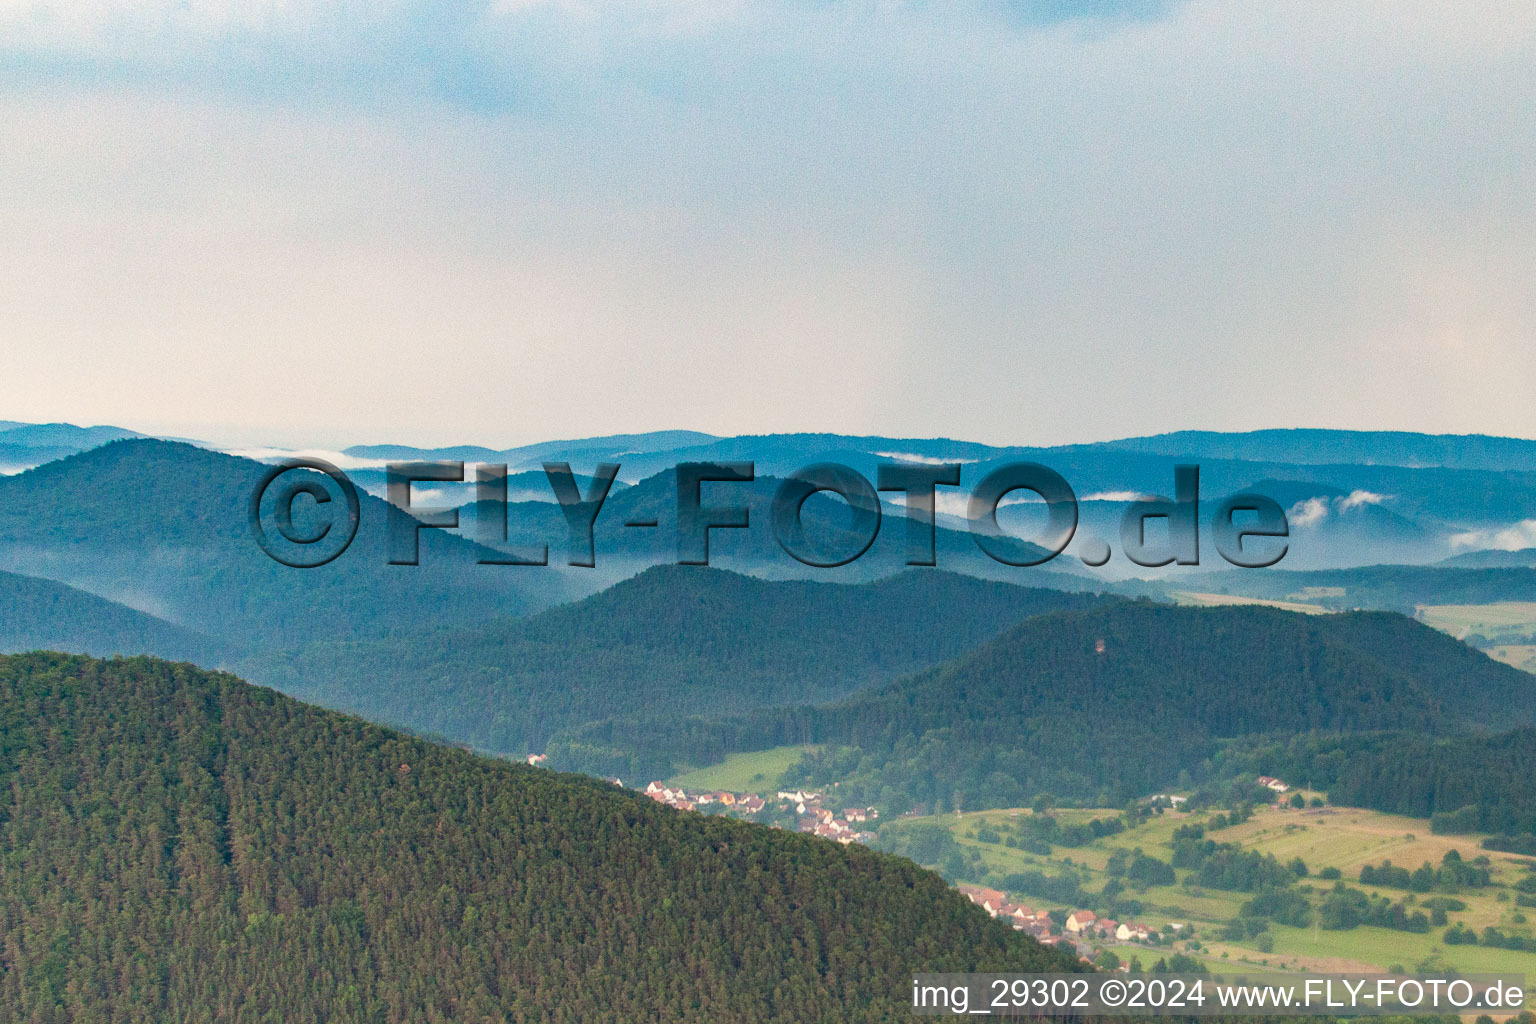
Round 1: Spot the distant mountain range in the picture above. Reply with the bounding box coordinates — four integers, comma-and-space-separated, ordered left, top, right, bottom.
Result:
1080, 428, 1536, 472
8, 419, 1536, 571
343, 426, 1536, 475
0, 440, 585, 650
323, 426, 1536, 571
0, 651, 1072, 1020
343, 429, 720, 465
0, 420, 144, 472
1439, 547, 1536, 568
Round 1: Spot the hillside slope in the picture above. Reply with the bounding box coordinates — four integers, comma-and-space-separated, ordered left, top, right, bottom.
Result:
0, 569, 221, 663
0, 439, 580, 649
251, 565, 1114, 753
0, 652, 1074, 1022
568, 602, 1536, 809
792, 603, 1536, 809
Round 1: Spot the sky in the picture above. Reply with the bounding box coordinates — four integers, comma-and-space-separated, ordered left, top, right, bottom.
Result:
1, 0, 1533, 449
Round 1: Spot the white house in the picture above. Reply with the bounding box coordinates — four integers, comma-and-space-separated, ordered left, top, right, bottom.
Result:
1116, 923, 1153, 942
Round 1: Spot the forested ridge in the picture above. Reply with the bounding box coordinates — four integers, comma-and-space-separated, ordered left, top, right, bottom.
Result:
551, 602, 1536, 810
0, 440, 568, 649
0, 652, 1080, 1023
252, 565, 1113, 753
1236, 728, 1536, 838
0, 568, 222, 664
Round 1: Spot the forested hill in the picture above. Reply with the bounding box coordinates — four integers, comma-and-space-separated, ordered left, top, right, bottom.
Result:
0, 568, 222, 664
249, 565, 1115, 754
1306, 609, 1536, 725
0, 652, 1076, 1023
0, 439, 580, 650
554, 602, 1536, 807
795, 603, 1536, 809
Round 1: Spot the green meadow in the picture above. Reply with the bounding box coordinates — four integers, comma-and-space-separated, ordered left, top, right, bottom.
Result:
884, 801, 1536, 975
1417, 603, 1536, 672
666, 745, 816, 792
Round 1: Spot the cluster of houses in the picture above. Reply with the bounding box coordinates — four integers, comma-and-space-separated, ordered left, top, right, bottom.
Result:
643, 781, 767, 815
957, 886, 1158, 955
636, 783, 879, 845
776, 790, 878, 844
1256, 775, 1291, 793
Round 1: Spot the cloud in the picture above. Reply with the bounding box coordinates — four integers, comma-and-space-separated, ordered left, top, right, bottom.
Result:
1449, 519, 1536, 552
1338, 489, 1391, 511
0, 2, 1534, 446
1082, 490, 1152, 502
871, 451, 980, 466
889, 489, 1043, 522
1289, 496, 1331, 528
1289, 490, 1395, 527
218, 446, 396, 470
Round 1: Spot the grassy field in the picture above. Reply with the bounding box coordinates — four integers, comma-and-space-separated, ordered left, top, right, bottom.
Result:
1486, 644, 1536, 672
886, 802, 1536, 975
1416, 602, 1536, 672
1416, 601, 1536, 639
665, 745, 813, 792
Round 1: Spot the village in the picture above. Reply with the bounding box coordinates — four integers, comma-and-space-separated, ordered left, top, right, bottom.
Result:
954, 884, 1174, 963
640, 781, 880, 845
526, 751, 1296, 969
524, 754, 882, 843
640, 775, 1206, 970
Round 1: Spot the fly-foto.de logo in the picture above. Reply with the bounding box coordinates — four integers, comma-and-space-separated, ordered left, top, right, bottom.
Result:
249, 459, 1289, 571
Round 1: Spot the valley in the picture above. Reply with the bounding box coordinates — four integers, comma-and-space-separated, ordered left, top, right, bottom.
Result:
4, 423, 1536, 1018
883, 801, 1536, 976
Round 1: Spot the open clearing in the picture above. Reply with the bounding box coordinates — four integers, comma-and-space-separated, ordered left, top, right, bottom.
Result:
1417, 602, 1536, 641
1485, 644, 1536, 672
666, 745, 813, 792
1417, 603, 1536, 673
886, 802, 1536, 975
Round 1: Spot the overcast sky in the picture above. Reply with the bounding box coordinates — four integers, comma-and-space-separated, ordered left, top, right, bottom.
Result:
1, 0, 1532, 448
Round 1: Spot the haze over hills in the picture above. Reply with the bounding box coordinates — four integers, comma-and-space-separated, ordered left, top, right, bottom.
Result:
0, 420, 145, 472
11, 420, 1536, 574
0, 439, 583, 650
1081, 428, 1536, 472
0, 651, 1076, 1021
247, 565, 1114, 754
271, 426, 1536, 570
552, 601, 1536, 806
1440, 547, 1536, 568
2, 425, 1533, 771
454, 466, 1082, 587
0, 568, 222, 664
